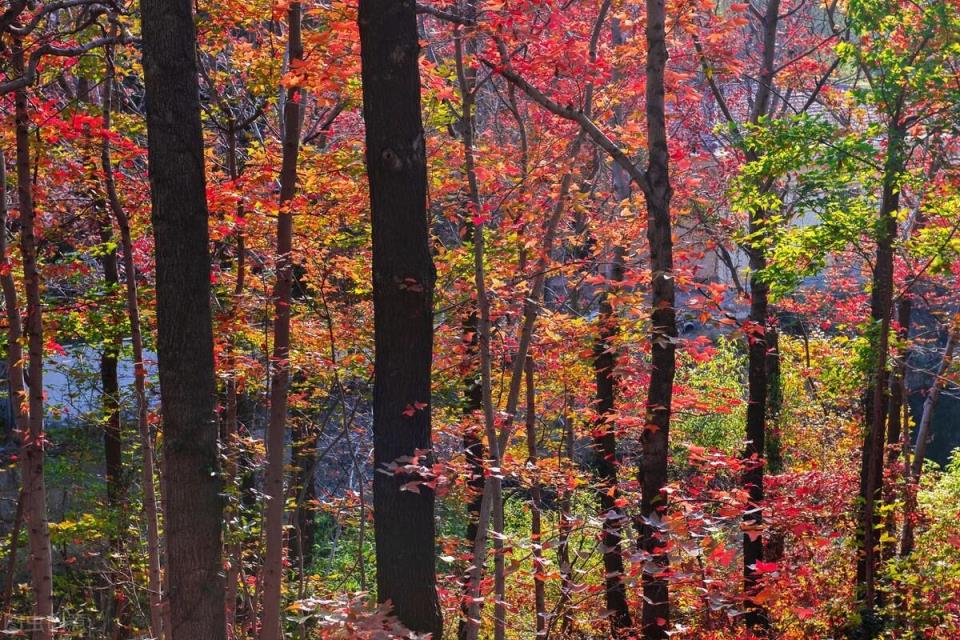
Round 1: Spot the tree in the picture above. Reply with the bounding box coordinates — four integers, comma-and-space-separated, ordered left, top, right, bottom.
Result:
358, 0, 442, 634
12, 39, 55, 640
139, 0, 224, 637
261, 3, 304, 638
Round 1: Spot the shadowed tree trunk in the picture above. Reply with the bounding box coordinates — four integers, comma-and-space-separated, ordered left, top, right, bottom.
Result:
639, 0, 676, 636
140, 0, 225, 636
857, 121, 904, 627
593, 14, 632, 633
740, 0, 778, 629
12, 40, 55, 640
261, 4, 304, 638
97, 214, 126, 636
358, 0, 442, 634
593, 244, 631, 633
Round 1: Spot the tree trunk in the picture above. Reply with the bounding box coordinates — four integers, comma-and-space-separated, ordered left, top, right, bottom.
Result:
556, 408, 576, 638
13, 41, 55, 640
595, 15, 632, 633
261, 4, 304, 638
639, 0, 676, 636
594, 246, 631, 633
358, 0, 442, 634
857, 121, 904, 627
741, 0, 779, 628
140, 0, 225, 635
900, 314, 958, 556
882, 297, 912, 560
97, 215, 126, 636
452, 9, 492, 635
743, 255, 769, 629
101, 56, 166, 639
0, 155, 35, 635
524, 357, 547, 638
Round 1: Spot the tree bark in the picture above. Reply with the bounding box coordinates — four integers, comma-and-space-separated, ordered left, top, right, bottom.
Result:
97, 214, 126, 636
593, 245, 631, 633
857, 121, 904, 624
358, 0, 442, 634
140, 0, 225, 635
261, 4, 304, 638
12, 41, 55, 640
741, 0, 779, 628
639, 0, 676, 636
594, 15, 632, 633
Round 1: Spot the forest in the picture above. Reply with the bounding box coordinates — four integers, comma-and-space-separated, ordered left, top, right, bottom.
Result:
0, 0, 959, 638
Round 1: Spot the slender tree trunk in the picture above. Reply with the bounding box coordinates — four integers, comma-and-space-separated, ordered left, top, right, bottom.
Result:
101, 52, 166, 640
452, 10, 491, 635
639, 0, 676, 636
0, 154, 33, 634
463, 152, 582, 640
900, 314, 958, 556
0, 490, 24, 630
524, 357, 547, 638
594, 246, 631, 633
261, 5, 304, 638
594, 16, 632, 633
222, 122, 245, 640
765, 326, 783, 474
882, 298, 912, 560
12, 42, 55, 640
557, 409, 576, 638
741, 1, 779, 628
358, 0, 442, 634
857, 121, 904, 625
97, 214, 126, 636
140, 0, 225, 635
743, 254, 769, 629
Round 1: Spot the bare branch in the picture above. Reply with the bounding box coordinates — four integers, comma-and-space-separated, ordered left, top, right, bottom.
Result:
0, 34, 132, 96
481, 59, 651, 196
415, 2, 474, 25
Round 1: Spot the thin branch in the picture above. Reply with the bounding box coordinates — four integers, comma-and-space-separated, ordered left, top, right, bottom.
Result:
415, 2, 474, 25
0, 34, 132, 96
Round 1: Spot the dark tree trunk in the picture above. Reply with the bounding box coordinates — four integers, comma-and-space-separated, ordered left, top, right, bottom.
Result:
886, 298, 912, 466
97, 215, 127, 636
740, 1, 779, 628
743, 255, 769, 629
640, 0, 676, 636
857, 121, 904, 627
594, 246, 631, 633
98, 223, 124, 515
358, 0, 441, 634
765, 327, 783, 474
901, 315, 959, 557
595, 15, 632, 633
139, 0, 225, 636
882, 298, 912, 561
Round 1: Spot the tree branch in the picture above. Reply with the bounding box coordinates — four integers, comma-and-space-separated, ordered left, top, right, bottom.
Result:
0, 34, 132, 96
415, 2, 474, 25
482, 59, 652, 196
